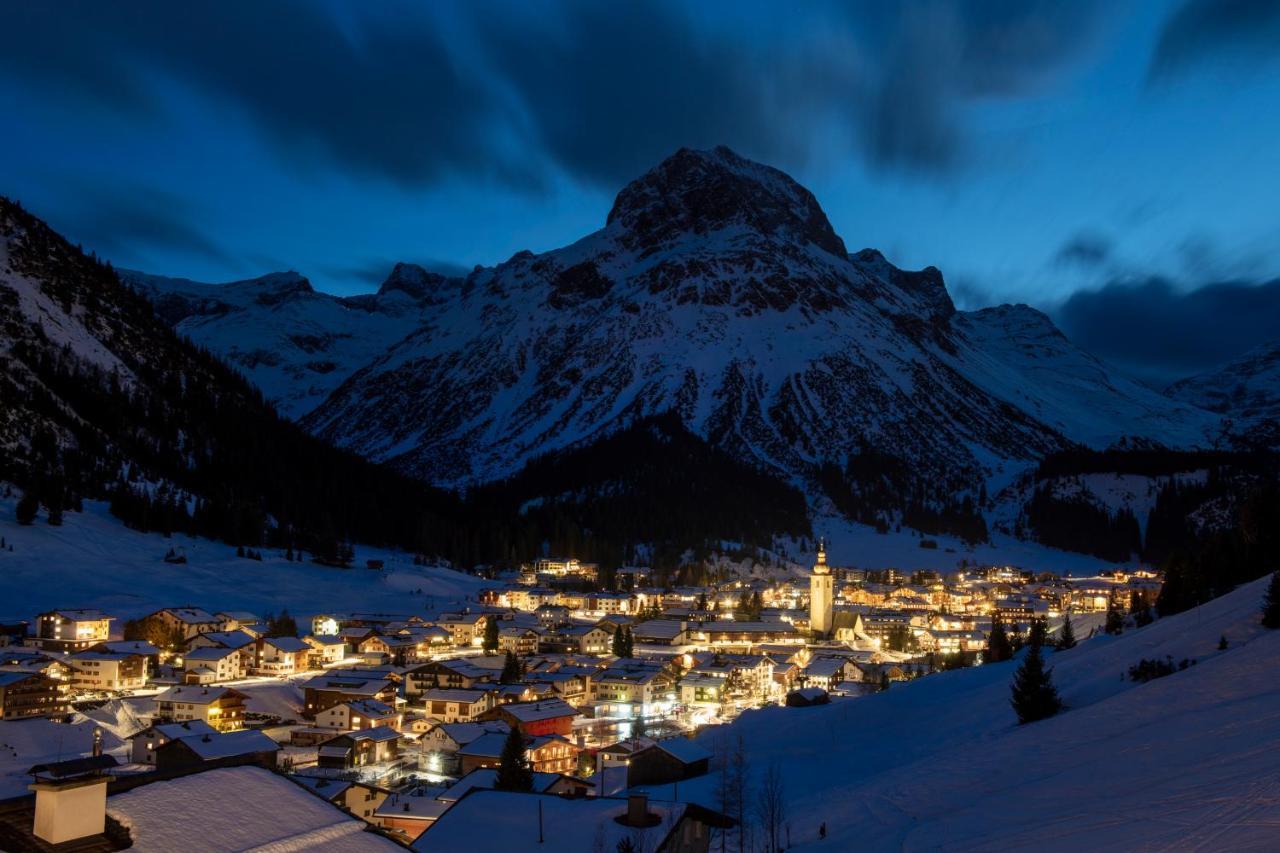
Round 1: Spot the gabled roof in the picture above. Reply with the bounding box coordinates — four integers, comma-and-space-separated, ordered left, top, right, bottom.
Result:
422, 687, 490, 703
263, 635, 311, 653
161, 607, 221, 624
154, 685, 243, 705
129, 720, 218, 741
167, 729, 279, 760
189, 630, 256, 649
185, 646, 241, 661
492, 698, 577, 722
44, 609, 113, 621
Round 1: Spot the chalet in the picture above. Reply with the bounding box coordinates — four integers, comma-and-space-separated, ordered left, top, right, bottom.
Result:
317, 726, 402, 770
154, 729, 280, 772
371, 787, 450, 842
786, 686, 831, 707
253, 635, 312, 676
275, 632, 328, 661
678, 673, 724, 709
0, 671, 66, 719
186, 629, 257, 652
413, 790, 733, 853
215, 610, 260, 631
631, 619, 693, 646
339, 625, 379, 652
421, 687, 494, 723
477, 697, 578, 737
690, 620, 801, 647
405, 659, 492, 697
591, 664, 676, 717
435, 613, 490, 647
291, 776, 391, 822
183, 645, 245, 683
316, 699, 403, 732
127, 720, 218, 764
802, 656, 859, 691
67, 651, 147, 692
420, 720, 510, 758
303, 672, 397, 718
624, 738, 712, 787
456, 731, 581, 775
149, 607, 226, 640
534, 604, 571, 627
34, 609, 113, 653
498, 626, 541, 657
524, 671, 589, 706
92, 639, 161, 669
153, 684, 247, 731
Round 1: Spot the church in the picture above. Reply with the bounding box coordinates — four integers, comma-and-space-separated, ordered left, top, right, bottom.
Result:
809, 542, 833, 637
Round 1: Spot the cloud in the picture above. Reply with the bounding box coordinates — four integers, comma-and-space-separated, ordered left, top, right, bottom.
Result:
46, 183, 237, 269
1053, 232, 1113, 268
1054, 276, 1280, 385
1, 1, 1110, 191
1149, 0, 1280, 81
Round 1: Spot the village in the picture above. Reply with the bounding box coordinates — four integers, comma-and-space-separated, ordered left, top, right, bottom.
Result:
0, 545, 1164, 848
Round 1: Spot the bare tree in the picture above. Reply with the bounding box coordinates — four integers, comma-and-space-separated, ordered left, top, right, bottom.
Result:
731, 734, 753, 852
756, 760, 787, 853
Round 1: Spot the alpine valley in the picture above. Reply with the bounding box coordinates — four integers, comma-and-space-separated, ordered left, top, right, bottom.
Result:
5, 147, 1279, 570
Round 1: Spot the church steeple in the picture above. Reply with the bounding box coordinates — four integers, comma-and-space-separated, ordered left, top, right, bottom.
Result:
810, 539, 834, 636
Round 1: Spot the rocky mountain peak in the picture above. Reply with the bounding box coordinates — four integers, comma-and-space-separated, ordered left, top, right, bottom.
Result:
605, 146, 848, 258
376, 262, 453, 301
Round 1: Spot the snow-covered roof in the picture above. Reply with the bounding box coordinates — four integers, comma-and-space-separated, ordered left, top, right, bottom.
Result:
184, 646, 240, 661
170, 730, 279, 760
264, 635, 311, 653
107, 766, 400, 851
493, 698, 577, 722
46, 608, 113, 621
189, 630, 256, 649
436, 768, 568, 803
654, 738, 712, 765
411, 790, 688, 852
162, 607, 221, 624
154, 685, 241, 705
421, 687, 490, 703
130, 720, 218, 741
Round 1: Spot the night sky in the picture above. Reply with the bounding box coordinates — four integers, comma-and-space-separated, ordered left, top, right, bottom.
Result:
3, 1, 1278, 385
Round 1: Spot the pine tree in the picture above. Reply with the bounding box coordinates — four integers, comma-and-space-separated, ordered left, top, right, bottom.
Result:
46, 502, 63, 526
1028, 617, 1048, 649
483, 615, 499, 653
1218, 635, 1229, 650
985, 618, 1013, 663
1057, 613, 1076, 650
611, 625, 626, 657
500, 650, 521, 684
494, 727, 533, 791
1010, 643, 1063, 724
1262, 570, 1280, 630
1105, 607, 1124, 635
15, 491, 38, 525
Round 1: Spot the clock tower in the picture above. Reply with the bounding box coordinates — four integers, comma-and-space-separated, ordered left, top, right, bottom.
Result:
810, 541, 833, 637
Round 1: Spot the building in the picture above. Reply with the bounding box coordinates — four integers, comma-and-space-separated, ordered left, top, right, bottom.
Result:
624, 739, 712, 787
411, 790, 733, 853
183, 645, 246, 683
154, 729, 280, 772
0, 671, 66, 719
149, 607, 226, 640
456, 731, 581, 775
127, 720, 218, 765
253, 635, 312, 676
66, 651, 147, 692
421, 688, 494, 723
477, 698, 578, 737
34, 609, 113, 653
315, 699, 403, 732
153, 685, 247, 731
405, 659, 493, 696
303, 672, 398, 718
317, 726, 402, 770
810, 544, 834, 637
304, 634, 349, 665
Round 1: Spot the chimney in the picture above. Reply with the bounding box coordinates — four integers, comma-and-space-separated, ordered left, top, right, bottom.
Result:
626, 794, 651, 827
92, 728, 102, 758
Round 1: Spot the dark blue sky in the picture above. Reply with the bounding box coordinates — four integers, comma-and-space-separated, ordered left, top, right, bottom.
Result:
2, 0, 1278, 384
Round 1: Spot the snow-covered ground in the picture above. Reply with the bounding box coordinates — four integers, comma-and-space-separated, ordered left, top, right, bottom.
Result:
675, 575, 1280, 850
0, 496, 487, 623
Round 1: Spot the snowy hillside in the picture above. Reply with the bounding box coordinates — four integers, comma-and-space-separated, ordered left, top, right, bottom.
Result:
122, 264, 447, 419
0, 495, 486, 623
294, 147, 1218, 488
679, 575, 1280, 850
1167, 338, 1280, 441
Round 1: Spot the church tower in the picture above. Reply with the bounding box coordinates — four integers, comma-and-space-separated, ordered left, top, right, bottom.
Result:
810, 540, 833, 637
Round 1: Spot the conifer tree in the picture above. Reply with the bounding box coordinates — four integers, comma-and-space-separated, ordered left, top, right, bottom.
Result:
1010, 642, 1063, 724
612, 625, 626, 657
495, 727, 533, 791
1028, 617, 1048, 648
500, 650, 521, 683
985, 617, 1013, 663
1262, 570, 1280, 630
482, 615, 500, 653
15, 491, 38, 525
1105, 607, 1124, 635
1057, 613, 1076, 650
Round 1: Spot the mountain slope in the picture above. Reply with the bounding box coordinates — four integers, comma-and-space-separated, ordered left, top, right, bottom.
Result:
0, 195, 458, 553
1167, 338, 1280, 444
684, 575, 1280, 850
298, 146, 1218, 489
122, 263, 451, 419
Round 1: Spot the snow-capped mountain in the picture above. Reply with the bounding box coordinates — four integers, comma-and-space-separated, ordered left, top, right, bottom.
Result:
292, 146, 1218, 487
121, 263, 455, 419
1166, 339, 1280, 441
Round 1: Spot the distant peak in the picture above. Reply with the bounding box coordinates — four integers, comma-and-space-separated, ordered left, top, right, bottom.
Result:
606, 146, 848, 258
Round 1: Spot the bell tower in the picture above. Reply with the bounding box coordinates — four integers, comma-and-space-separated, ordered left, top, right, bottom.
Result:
810, 540, 833, 637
